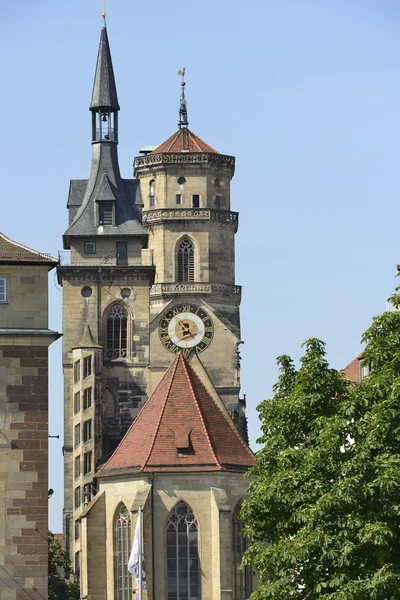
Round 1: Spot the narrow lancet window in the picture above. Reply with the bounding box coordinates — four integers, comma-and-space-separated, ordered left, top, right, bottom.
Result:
166, 502, 199, 600
106, 305, 128, 359
177, 238, 194, 282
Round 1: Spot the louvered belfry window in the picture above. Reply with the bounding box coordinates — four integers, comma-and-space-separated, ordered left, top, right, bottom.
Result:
99, 201, 114, 226
177, 238, 194, 282
106, 305, 128, 359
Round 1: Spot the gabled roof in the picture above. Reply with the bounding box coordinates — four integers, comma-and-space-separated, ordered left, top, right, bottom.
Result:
97, 353, 255, 477
0, 232, 57, 266
150, 128, 217, 154
90, 26, 119, 111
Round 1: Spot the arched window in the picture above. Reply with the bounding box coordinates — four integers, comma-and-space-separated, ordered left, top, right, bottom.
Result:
149, 179, 155, 207
177, 238, 194, 282
116, 505, 132, 600
106, 304, 128, 359
166, 502, 199, 600
232, 504, 252, 600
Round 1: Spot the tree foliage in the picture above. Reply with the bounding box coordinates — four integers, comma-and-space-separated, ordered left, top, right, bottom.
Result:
242, 293, 400, 599
48, 531, 80, 600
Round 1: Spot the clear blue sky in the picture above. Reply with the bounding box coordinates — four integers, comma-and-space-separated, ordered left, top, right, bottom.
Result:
2, 1, 400, 532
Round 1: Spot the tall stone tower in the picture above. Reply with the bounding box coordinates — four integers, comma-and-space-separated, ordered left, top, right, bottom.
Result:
135, 73, 246, 438
58, 21, 248, 580
57, 22, 154, 562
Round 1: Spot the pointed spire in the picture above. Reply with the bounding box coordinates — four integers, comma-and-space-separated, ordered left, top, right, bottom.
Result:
177, 68, 188, 129
90, 26, 120, 111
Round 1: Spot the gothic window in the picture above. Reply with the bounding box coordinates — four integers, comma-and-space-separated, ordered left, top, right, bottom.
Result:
116, 505, 132, 600
232, 504, 252, 600
106, 304, 128, 360
166, 502, 199, 600
177, 238, 195, 282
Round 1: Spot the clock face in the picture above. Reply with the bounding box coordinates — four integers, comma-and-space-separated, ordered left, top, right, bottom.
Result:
159, 304, 214, 356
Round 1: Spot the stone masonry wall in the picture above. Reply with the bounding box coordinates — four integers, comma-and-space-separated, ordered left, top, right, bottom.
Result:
0, 345, 49, 600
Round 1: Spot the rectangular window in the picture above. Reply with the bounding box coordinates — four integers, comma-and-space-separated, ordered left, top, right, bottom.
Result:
176, 193, 182, 205
74, 551, 80, 578
99, 201, 114, 226
75, 520, 80, 541
149, 195, 155, 207
192, 194, 200, 208
74, 455, 80, 479
74, 392, 80, 414
116, 241, 128, 266
74, 424, 80, 447
84, 451, 92, 475
84, 241, 96, 254
83, 419, 92, 443
83, 356, 92, 379
0, 278, 7, 303
215, 195, 222, 207
83, 483, 92, 505
74, 487, 81, 510
361, 365, 370, 379
83, 387, 92, 410
74, 360, 80, 383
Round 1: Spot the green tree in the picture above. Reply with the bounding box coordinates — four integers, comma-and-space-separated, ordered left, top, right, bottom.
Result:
242, 296, 400, 599
48, 531, 80, 600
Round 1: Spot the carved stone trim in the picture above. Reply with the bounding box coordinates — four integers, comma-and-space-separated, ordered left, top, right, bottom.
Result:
57, 266, 155, 284
134, 152, 235, 172
150, 282, 242, 301
143, 208, 238, 231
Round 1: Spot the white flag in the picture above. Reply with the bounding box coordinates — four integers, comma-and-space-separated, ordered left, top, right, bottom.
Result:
128, 508, 148, 600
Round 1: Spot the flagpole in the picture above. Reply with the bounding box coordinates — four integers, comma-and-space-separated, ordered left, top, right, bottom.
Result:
139, 506, 143, 600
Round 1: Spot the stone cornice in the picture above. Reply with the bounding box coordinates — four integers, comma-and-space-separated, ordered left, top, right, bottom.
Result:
143, 208, 238, 231
57, 265, 155, 285
134, 152, 235, 175
150, 282, 241, 303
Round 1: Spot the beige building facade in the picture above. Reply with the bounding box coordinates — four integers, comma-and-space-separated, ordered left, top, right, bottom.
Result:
59, 21, 253, 600
0, 232, 59, 600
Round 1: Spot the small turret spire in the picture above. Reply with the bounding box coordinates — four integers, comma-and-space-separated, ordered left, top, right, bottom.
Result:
90, 24, 119, 143
177, 68, 188, 129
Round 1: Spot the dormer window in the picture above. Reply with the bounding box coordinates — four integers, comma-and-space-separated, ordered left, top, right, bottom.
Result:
99, 202, 114, 226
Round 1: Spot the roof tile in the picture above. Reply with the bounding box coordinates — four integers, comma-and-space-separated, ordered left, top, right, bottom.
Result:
151, 128, 217, 154
97, 353, 255, 477
0, 232, 57, 265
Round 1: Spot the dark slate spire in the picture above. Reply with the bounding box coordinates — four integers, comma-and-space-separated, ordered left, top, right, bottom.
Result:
90, 24, 120, 111
63, 22, 148, 248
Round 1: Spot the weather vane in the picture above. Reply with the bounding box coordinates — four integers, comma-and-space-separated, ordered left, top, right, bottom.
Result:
178, 68, 186, 87
177, 68, 188, 129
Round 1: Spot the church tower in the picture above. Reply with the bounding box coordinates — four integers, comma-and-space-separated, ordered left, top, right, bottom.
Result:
134, 73, 247, 439
58, 20, 251, 594
57, 20, 155, 563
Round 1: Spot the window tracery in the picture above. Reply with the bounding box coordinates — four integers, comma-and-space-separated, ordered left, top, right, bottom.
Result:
166, 502, 199, 600
106, 304, 128, 359
177, 238, 195, 282
116, 505, 132, 600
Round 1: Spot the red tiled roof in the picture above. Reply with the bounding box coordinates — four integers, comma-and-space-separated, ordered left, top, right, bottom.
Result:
151, 128, 217, 154
54, 533, 64, 547
97, 353, 255, 477
0, 232, 57, 265
342, 352, 364, 383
